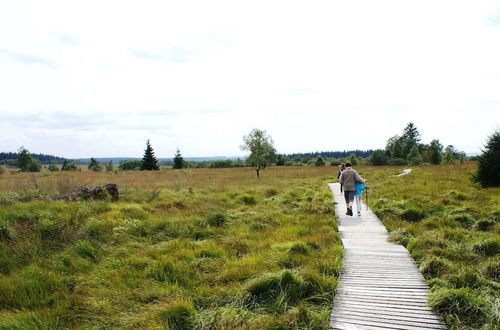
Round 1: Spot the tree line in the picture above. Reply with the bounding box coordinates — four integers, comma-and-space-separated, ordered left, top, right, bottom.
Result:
4, 126, 499, 187
370, 122, 467, 166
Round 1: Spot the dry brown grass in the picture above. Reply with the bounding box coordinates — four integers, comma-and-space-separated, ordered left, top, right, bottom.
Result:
0, 166, 340, 194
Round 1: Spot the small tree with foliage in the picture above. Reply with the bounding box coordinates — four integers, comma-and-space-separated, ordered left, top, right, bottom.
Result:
349, 153, 359, 166
17, 147, 41, 172
48, 164, 59, 172
61, 160, 79, 171
370, 150, 389, 166
27, 159, 41, 172
427, 139, 443, 165
315, 156, 325, 166
141, 139, 160, 170
173, 148, 185, 169
442, 151, 454, 164
119, 160, 142, 170
473, 130, 500, 187
17, 147, 33, 171
241, 129, 276, 178
407, 145, 423, 165
88, 158, 102, 171
105, 161, 114, 172
276, 155, 286, 166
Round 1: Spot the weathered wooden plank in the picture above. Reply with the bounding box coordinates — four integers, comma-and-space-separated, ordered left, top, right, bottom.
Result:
332, 315, 447, 329
334, 309, 446, 325
337, 301, 437, 315
328, 182, 446, 329
338, 288, 429, 296
335, 307, 444, 322
334, 295, 431, 306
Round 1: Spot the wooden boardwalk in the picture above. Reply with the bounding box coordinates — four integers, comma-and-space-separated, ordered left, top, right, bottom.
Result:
328, 183, 446, 330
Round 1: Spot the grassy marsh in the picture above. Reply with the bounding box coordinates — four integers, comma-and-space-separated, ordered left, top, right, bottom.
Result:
362, 163, 499, 329
0, 167, 341, 329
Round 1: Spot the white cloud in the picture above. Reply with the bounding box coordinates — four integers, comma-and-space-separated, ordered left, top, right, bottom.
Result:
0, 0, 499, 157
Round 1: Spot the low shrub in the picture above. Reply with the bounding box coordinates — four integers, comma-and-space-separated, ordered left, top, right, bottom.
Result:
0, 242, 12, 274
245, 270, 335, 310
289, 242, 311, 255
429, 287, 489, 328
445, 267, 483, 289
195, 247, 225, 259
399, 207, 426, 222
240, 195, 257, 205
147, 258, 186, 285
265, 189, 279, 197
206, 213, 227, 227
445, 190, 468, 201
0, 266, 63, 309
246, 270, 305, 306
388, 158, 407, 165
481, 260, 500, 282
473, 239, 500, 256
36, 219, 62, 241
0, 309, 65, 329
0, 221, 11, 240
419, 256, 453, 278
475, 219, 495, 231
157, 300, 195, 330
388, 228, 412, 246
449, 213, 476, 228
74, 240, 97, 262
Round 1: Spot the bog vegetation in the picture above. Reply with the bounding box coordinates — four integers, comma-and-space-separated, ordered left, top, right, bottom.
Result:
364, 163, 499, 329
0, 167, 341, 329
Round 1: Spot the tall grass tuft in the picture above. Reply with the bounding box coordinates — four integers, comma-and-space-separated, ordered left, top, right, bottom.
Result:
157, 300, 195, 330
74, 240, 98, 262
429, 287, 490, 328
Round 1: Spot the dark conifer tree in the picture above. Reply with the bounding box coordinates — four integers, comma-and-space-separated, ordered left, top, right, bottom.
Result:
401, 122, 421, 156
473, 130, 500, 187
173, 148, 185, 169
141, 139, 160, 170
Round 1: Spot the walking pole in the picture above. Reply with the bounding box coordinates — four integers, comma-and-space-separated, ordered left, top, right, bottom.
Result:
365, 186, 368, 210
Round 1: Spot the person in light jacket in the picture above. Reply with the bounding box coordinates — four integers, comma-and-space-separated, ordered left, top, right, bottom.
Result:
339, 162, 366, 216
354, 181, 366, 216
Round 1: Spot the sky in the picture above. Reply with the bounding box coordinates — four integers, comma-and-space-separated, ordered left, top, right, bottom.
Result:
1, 0, 499, 158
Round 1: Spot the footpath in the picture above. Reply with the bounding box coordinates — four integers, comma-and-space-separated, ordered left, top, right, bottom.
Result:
329, 182, 446, 330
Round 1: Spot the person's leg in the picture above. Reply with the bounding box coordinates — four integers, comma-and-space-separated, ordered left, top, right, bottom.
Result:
344, 191, 350, 215
355, 195, 361, 215
347, 191, 354, 215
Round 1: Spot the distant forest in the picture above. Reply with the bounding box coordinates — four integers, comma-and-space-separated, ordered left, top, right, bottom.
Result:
283, 150, 374, 160
0, 152, 67, 165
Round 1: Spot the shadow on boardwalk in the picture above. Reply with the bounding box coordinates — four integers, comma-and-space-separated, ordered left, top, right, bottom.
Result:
328, 182, 446, 330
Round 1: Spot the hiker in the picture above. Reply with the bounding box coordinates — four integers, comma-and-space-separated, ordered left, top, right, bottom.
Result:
339, 162, 366, 216
354, 181, 366, 216
337, 163, 346, 192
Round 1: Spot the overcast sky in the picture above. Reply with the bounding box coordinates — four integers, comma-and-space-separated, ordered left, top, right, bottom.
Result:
1, 0, 499, 158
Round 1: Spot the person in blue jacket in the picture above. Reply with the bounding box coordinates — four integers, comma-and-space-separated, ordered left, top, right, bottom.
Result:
354, 181, 366, 216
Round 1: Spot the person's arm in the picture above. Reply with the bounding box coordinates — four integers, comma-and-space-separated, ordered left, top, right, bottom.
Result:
354, 170, 365, 184
339, 171, 344, 185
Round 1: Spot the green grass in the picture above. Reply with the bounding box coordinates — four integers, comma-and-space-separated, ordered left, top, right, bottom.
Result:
0, 167, 341, 329
362, 163, 500, 330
